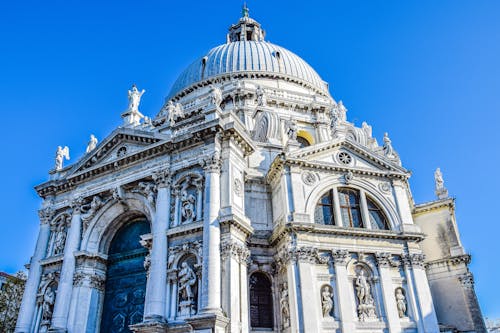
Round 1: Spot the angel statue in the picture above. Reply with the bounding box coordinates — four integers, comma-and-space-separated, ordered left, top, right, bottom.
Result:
127, 84, 145, 112
55, 146, 70, 170
86, 134, 98, 153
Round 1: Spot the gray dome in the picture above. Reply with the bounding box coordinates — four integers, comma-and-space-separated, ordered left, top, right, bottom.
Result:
168, 41, 329, 99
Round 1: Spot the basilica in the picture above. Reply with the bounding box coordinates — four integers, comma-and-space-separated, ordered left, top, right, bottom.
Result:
16, 7, 485, 333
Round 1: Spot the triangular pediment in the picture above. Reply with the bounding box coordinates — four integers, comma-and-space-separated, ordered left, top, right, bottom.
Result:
286, 139, 408, 175
68, 128, 164, 176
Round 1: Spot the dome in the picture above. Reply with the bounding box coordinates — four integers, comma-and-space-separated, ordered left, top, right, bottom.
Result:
167, 11, 330, 99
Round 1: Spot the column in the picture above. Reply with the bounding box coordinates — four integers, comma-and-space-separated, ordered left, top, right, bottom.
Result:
239, 249, 250, 332
195, 183, 203, 221
221, 241, 242, 333
359, 191, 372, 229
50, 198, 83, 332
331, 250, 355, 333
332, 187, 343, 227
173, 187, 181, 227
402, 257, 424, 332
16, 208, 53, 333
200, 155, 222, 314
298, 260, 320, 332
143, 170, 171, 323
408, 254, 440, 333
375, 253, 402, 333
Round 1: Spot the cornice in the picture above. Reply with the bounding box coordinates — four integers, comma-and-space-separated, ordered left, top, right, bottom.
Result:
413, 197, 455, 215
269, 222, 424, 246
425, 254, 471, 268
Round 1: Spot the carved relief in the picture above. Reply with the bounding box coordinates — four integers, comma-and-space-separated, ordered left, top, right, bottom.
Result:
73, 272, 106, 292
275, 246, 328, 272
301, 171, 317, 186
233, 178, 242, 196
178, 261, 198, 316
354, 266, 377, 321
220, 240, 250, 263
280, 282, 290, 328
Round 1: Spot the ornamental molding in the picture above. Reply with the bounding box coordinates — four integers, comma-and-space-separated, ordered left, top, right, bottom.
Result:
152, 169, 172, 188
375, 252, 399, 268
301, 171, 318, 186
275, 246, 328, 271
132, 181, 157, 207
200, 153, 222, 173
413, 197, 455, 215
167, 240, 203, 269
269, 222, 424, 246
220, 240, 250, 263
233, 178, 243, 196
425, 254, 471, 269
403, 253, 425, 269
38, 207, 56, 225
458, 272, 474, 289
70, 196, 85, 215
331, 249, 350, 266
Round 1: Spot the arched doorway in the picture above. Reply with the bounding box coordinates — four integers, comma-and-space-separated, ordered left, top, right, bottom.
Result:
249, 272, 274, 329
100, 219, 150, 333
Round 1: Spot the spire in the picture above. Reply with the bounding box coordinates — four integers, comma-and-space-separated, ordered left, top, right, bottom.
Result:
227, 4, 266, 43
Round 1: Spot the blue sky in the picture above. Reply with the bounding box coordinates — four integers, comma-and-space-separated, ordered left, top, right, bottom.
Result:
1, 0, 499, 319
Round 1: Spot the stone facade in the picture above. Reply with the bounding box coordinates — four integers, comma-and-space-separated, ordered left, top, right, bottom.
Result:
16, 7, 484, 333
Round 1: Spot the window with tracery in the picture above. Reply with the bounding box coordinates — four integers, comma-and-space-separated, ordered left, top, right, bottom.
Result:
314, 189, 335, 225
367, 197, 389, 230
338, 188, 362, 228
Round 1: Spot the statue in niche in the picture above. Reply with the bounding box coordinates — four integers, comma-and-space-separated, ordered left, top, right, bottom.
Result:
395, 288, 407, 318
210, 85, 222, 108
383, 132, 395, 158
86, 134, 98, 153
280, 282, 290, 327
178, 262, 197, 316
127, 84, 145, 112
321, 285, 334, 317
181, 190, 196, 224
355, 269, 377, 321
53, 225, 66, 255
256, 85, 266, 106
55, 146, 70, 170
285, 119, 298, 141
41, 287, 55, 322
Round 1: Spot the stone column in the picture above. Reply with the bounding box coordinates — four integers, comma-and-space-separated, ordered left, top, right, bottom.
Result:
331, 250, 355, 333
143, 171, 171, 324
298, 259, 320, 332
332, 187, 343, 227
239, 249, 250, 332
402, 256, 423, 332
16, 208, 54, 333
375, 253, 402, 333
200, 154, 222, 314
221, 240, 242, 333
67, 271, 106, 333
173, 187, 181, 227
50, 198, 84, 332
359, 191, 372, 229
409, 254, 440, 333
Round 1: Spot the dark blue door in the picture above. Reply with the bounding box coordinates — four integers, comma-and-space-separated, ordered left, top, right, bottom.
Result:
100, 220, 150, 333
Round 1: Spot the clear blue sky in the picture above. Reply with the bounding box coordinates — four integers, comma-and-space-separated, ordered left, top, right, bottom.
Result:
1, 0, 499, 319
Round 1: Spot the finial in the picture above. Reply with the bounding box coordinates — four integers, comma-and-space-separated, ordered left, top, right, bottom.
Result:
242, 2, 249, 18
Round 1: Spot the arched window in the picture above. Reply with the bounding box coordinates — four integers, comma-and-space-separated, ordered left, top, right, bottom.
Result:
366, 197, 389, 230
249, 272, 273, 328
314, 187, 391, 230
338, 188, 362, 228
297, 136, 310, 148
314, 190, 335, 225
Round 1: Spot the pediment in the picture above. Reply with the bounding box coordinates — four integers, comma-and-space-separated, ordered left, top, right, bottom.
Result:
68, 128, 164, 176
286, 139, 408, 175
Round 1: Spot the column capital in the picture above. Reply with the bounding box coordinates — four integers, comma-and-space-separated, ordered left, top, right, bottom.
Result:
70, 196, 85, 215
331, 249, 350, 266
152, 169, 172, 188
73, 272, 106, 292
200, 153, 222, 173
375, 252, 396, 268
220, 240, 250, 264
402, 253, 426, 269
458, 272, 475, 289
38, 207, 55, 225
275, 246, 327, 271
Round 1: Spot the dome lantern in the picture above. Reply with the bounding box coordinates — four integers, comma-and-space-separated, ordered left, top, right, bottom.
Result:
226, 4, 266, 43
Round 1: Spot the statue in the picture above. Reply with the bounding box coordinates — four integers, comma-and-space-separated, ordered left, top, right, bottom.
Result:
337, 101, 347, 122
256, 85, 267, 106
280, 282, 290, 327
356, 270, 371, 305
210, 85, 222, 108
434, 167, 449, 199
181, 190, 196, 224
395, 288, 407, 318
285, 119, 298, 141
178, 262, 197, 301
55, 146, 70, 170
127, 84, 145, 112
383, 132, 394, 158
86, 134, 98, 153
53, 226, 66, 255
321, 285, 334, 317
42, 287, 55, 321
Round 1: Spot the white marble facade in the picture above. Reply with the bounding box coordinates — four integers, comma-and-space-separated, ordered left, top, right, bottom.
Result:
16, 7, 485, 333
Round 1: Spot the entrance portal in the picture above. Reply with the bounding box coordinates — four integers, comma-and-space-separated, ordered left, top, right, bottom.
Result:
100, 219, 150, 333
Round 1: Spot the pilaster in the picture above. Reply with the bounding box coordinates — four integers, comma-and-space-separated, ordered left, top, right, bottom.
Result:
375, 252, 402, 333
331, 249, 355, 333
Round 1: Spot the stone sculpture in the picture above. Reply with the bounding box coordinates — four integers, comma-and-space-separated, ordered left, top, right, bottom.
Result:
395, 288, 407, 318
383, 132, 394, 158
181, 190, 196, 224
86, 134, 98, 153
178, 262, 197, 316
52, 226, 66, 255
362, 121, 372, 138
321, 285, 334, 317
285, 119, 298, 141
41, 288, 55, 322
280, 282, 290, 327
55, 146, 70, 170
210, 85, 222, 108
256, 85, 267, 106
127, 84, 145, 112
355, 269, 377, 321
